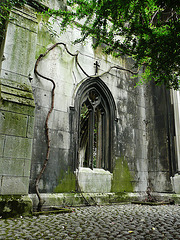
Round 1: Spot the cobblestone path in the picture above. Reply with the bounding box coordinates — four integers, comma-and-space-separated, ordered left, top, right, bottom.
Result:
0, 204, 180, 239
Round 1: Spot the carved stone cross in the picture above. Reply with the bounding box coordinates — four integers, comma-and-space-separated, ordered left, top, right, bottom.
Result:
94, 61, 100, 75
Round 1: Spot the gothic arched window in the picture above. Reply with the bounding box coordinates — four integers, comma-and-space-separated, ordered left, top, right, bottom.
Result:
73, 78, 116, 172
79, 89, 109, 169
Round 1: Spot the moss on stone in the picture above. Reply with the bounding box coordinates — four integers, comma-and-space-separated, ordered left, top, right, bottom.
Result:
170, 194, 180, 204
109, 192, 131, 203
111, 157, 134, 193
1, 78, 33, 92
0, 100, 35, 116
36, 15, 56, 59
2, 85, 34, 99
9, 8, 37, 77
33, 209, 72, 216
0, 195, 32, 218
54, 169, 76, 193
0, 110, 28, 137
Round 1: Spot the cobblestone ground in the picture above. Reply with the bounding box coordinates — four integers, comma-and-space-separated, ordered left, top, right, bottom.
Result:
0, 204, 180, 239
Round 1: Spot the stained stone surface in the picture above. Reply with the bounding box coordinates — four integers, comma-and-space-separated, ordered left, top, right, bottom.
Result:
0, 204, 180, 239
0, 5, 36, 195
0, 2, 175, 195
77, 168, 112, 193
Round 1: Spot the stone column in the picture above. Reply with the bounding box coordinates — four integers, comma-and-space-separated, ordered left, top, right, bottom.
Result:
0, 5, 37, 216
171, 90, 180, 193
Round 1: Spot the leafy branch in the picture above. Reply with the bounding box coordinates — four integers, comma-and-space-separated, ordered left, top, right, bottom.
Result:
44, 0, 180, 89
2, 1, 179, 89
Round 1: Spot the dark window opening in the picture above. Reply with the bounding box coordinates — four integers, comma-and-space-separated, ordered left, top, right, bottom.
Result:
79, 89, 110, 170
72, 77, 116, 172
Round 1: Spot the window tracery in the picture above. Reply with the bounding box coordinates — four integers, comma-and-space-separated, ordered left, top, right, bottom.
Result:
79, 89, 110, 170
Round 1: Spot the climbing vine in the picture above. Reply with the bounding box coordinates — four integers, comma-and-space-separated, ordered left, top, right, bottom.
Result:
34, 41, 132, 210
34, 42, 89, 211
44, 0, 180, 89
1, 0, 180, 89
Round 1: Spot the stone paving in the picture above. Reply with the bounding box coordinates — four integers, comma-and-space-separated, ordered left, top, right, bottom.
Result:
0, 204, 180, 239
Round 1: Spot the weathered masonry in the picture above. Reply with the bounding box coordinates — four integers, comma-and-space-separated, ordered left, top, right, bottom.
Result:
0, 0, 180, 215
0, 5, 37, 217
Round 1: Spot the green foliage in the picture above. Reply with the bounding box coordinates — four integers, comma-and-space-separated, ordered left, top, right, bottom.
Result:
1, 0, 179, 88
80, 103, 88, 119
47, 0, 180, 89
0, 0, 27, 45
0, 0, 27, 19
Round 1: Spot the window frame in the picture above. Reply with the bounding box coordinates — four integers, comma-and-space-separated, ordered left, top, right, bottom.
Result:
72, 77, 116, 172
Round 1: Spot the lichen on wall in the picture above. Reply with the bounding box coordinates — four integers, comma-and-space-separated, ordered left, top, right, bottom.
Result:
54, 168, 76, 193
111, 156, 134, 193
0, 4, 37, 196
35, 14, 54, 59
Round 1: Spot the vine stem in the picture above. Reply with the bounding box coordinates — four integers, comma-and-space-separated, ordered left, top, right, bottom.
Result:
34, 52, 56, 212
34, 42, 138, 211
34, 42, 82, 211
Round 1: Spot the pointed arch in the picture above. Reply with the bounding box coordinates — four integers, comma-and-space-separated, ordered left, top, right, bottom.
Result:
70, 77, 116, 172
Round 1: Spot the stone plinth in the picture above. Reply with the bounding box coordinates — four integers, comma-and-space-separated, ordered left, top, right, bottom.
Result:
171, 174, 180, 194
77, 167, 112, 193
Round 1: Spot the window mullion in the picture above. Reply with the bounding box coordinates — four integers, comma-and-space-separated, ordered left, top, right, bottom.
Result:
89, 108, 94, 169
102, 112, 105, 169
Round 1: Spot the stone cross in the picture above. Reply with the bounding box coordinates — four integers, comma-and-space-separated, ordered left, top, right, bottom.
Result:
94, 61, 100, 75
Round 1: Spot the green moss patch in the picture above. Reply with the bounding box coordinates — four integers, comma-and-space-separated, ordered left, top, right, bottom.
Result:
54, 169, 76, 193
33, 208, 72, 216
0, 195, 32, 218
111, 157, 134, 193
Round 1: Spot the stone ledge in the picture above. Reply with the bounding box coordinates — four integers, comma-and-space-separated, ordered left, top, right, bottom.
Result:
29, 192, 180, 211
0, 79, 35, 107
1, 92, 35, 107
29, 193, 117, 210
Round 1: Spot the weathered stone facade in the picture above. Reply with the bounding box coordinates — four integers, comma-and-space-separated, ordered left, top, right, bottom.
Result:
0, 1, 180, 213
0, 6, 36, 195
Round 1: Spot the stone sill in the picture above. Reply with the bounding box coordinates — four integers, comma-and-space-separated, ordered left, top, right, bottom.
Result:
29, 192, 180, 211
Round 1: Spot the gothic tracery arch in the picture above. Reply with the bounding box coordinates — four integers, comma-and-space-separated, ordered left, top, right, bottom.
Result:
73, 77, 116, 172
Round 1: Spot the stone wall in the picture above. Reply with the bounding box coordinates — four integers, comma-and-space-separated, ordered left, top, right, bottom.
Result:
0, 1, 175, 199
0, 6, 37, 195
29, 0, 174, 194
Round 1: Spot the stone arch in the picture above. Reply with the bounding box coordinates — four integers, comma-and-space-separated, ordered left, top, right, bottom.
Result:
71, 77, 116, 172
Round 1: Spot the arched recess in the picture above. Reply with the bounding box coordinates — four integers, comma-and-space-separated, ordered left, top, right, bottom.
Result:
70, 77, 116, 173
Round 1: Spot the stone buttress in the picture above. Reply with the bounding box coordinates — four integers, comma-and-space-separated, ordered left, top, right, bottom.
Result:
0, 5, 37, 217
